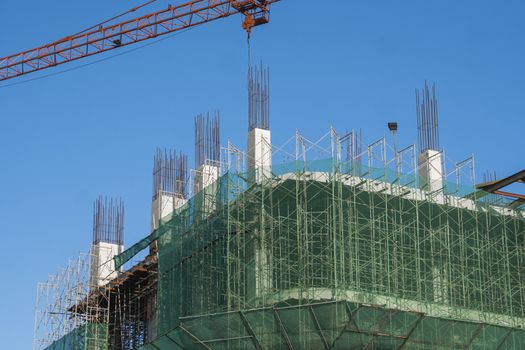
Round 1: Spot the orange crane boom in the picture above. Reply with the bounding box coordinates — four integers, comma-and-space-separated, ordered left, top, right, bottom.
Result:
0, 0, 279, 81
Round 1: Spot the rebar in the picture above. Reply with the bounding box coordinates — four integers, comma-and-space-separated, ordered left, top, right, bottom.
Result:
195, 111, 220, 168
152, 148, 188, 199
93, 196, 124, 246
248, 63, 270, 131
416, 81, 440, 152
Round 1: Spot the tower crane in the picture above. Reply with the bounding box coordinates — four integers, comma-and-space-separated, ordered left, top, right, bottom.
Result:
0, 0, 279, 82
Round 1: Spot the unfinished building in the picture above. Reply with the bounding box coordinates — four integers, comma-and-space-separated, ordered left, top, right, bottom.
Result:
33, 76, 525, 349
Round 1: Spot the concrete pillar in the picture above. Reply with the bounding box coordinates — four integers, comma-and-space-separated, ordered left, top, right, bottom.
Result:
432, 266, 449, 304
194, 164, 220, 193
194, 164, 220, 218
247, 128, 272, 302
420, 151, 449, 304
254, 230, 272, 300
248, 128, 272, 182
418, 149, 443, 192
148, 192, 186, 342
151, 193, 187, 231
90, 242, 123, 287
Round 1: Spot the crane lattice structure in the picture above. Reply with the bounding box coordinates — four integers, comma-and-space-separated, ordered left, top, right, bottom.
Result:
0, 0, 279, 81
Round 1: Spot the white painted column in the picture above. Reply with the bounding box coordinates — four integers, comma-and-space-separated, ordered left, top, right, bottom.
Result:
148, 192, 186, 342
90, 242, 123, 287
418, 149, 443, 193
432, 266, 449, 304
194, 164, 220, 217
194, 164, 220, 193
248, 128, 272, 182
247, 128, 272, 301
151, 193, 187, 231
419, 150, 449, 304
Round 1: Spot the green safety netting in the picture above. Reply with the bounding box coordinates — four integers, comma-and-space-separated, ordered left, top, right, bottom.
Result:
144, 300, 525, 349
43, 324, 108, 350
113, 158, 524, 348
115, 159, 523, 270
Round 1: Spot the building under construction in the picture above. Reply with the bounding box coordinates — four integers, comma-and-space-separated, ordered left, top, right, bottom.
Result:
32, 67, 525, 349
1, 0, 517, 348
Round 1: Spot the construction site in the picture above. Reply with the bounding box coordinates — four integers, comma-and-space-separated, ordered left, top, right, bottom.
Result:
1, 1, 523, 349
30, 73, 525, 348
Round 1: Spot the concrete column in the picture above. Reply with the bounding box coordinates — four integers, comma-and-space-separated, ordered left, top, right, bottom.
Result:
90, 242, 123, 287
151, 193, 187, 231
432, 266, 449, 304
194, 164, 220, 217
420, 151, 449, 304
418, 149, 443, 192
248, 128, 272, 182
247, 128, 272, 302
194, 164, 220, 193
148, 192, 186, 342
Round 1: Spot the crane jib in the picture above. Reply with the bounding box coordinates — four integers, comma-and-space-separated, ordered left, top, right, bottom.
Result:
0, 0, 280, 81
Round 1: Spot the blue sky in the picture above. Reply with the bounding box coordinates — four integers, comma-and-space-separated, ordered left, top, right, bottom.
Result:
1, 0, 524, 347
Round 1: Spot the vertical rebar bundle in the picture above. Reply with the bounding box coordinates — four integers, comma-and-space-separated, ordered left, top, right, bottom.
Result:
416, 81, 440, 152
152, 148, 188, 198
93, 196, 124, 246
248, 64, 270, 131
195, 112, 220, 168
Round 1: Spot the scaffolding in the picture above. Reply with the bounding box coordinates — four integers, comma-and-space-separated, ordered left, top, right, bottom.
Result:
108, 256, 157, 349
33, 251, 110, 350
145, 300, 525, 349
112, 129, 525, 349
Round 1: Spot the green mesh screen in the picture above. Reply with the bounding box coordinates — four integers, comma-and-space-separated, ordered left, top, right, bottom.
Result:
114, 158, 525, 348
43, 323, 108, 350
115, 159, 522, 272
146, 301, 525, 349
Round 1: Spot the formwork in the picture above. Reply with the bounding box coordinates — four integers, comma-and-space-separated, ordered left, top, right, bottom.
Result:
115, 157, 525, 349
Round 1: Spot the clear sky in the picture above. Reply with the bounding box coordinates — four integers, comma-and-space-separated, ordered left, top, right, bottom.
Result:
1, 0, 524, 347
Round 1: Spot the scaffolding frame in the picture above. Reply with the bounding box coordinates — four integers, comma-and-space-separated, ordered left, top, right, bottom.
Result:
110, 129, 523, 349
33, 250, 111, 350
107, 255, 158, 350
147, 300, 525, 349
